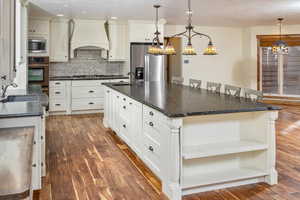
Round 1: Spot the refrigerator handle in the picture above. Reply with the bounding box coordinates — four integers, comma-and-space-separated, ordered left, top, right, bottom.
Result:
144, 55, 150, 82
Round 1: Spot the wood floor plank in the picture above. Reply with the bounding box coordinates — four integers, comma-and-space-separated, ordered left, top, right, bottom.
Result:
34, 106, 300, 200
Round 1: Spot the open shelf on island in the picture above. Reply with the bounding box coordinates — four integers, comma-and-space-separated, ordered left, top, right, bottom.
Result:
183, 140, 268, 159
182, 168, 267, 189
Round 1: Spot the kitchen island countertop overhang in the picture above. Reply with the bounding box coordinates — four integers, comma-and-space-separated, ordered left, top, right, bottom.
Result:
102, 82, 280, 118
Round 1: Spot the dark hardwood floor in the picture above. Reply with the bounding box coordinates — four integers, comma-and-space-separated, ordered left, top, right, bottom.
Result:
34, 106, 300, 200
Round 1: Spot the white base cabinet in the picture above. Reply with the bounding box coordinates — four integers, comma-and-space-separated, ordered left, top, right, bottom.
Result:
104, 86, 279, 200
49, 79, 127, 115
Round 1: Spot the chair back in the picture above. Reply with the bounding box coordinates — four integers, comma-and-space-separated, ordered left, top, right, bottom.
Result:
225, 84, 242, 97
189, 79, 202, 89
244, 88, 263, 101
207, 82, 222, 93
172, 77, 184, 85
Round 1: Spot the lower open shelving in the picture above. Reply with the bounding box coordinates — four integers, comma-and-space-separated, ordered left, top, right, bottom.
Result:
183, 140, 268, 159
182, 168, 267, 189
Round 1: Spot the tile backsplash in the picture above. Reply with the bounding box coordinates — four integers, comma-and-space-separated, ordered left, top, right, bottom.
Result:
50, 49, 125, 77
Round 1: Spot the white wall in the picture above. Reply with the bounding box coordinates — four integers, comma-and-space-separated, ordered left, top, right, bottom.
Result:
243, 24, 300, 89
165, 25, 245, 88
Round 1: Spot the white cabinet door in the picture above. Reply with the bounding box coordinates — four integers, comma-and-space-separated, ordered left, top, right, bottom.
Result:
128, 99, 143, 156
28, 19, 50, 35
15, 0, 27, 66
50, 20, 68, 62
109, 22, 127, 61
0, 0, 15, 82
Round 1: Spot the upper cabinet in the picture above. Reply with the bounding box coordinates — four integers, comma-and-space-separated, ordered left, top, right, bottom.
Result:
128, 20, 165, 43
108, 21, 127, 61
0, 0, 16, 82
28, 19, 50, 36
50, 19, 69, 62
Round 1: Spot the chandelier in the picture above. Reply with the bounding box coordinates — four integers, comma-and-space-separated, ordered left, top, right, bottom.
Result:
148, 0, 217, 56
272, 18, 288, 55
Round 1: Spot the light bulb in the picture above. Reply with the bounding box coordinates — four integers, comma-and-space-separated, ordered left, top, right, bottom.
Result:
182, 44, 197, 55
203, 41, 218, 55
164, 45, 176, 55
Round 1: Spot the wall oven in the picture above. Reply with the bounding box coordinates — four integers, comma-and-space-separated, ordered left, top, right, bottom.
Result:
28, 57, 49, 94
28, 38, 47, 53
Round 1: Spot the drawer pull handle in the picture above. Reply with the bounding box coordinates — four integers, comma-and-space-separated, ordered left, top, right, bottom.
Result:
55, 104, 61, 106
149, 122, 154, 127
123, 106, 126, 109
129, 102, 132, 105
89, 102, 94, 105
123, 124, 126, 128
55, 92, 61, 94
89, 90, 95, 93
123, 98, 126, 101
107, 91, 110, 93
32, 164, 37, 167
149, 111, 154, 116
55, 82, 61, 85
149, 146, 154, 152
117, 96, 119, 98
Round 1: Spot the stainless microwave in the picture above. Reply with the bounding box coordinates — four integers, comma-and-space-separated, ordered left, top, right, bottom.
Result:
28, 38, 47, 53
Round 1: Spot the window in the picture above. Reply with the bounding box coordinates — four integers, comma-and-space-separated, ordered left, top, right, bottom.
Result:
258, 35, 300, 98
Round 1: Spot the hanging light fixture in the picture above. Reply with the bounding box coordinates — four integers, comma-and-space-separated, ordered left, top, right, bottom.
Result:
272, 18, 288, 55
148, 5, 164, 55
148, 0, 217, 56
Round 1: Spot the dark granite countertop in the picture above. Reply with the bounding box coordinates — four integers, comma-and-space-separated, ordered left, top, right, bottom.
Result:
0, 101, 43, 118
50, 75, 129, 81
0, 85, 47, 118
103, 82, 280, 118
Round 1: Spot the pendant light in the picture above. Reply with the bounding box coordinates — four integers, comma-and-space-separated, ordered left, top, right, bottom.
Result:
148, 5, 164, 55
272, 18, 288, 55
148, 0, 217, 56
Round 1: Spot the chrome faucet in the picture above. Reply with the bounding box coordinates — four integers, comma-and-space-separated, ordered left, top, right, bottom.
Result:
0, 76, 18, 101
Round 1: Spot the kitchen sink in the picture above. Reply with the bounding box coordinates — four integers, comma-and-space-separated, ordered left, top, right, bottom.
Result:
1, 95, 39, 103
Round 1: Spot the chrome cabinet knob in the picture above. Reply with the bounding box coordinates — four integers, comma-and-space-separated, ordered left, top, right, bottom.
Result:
149, 146, 154, 152
149, 122, 154, 127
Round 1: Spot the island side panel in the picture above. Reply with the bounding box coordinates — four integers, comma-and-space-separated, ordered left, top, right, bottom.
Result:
180, 111, 279, 195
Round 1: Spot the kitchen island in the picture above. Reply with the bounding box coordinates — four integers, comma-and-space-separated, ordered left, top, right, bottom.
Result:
103, 82, 280, 200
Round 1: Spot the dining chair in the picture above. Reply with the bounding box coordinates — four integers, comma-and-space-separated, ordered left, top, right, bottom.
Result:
189, 79, 202, 89
224, 84, 242, 97
207, 81, 222, 93
244, 88, 263, 101
172, 77, 184, 85
0, 128, 34, 200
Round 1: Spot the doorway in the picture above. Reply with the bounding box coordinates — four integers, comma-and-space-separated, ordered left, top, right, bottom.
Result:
164, 37, 182, 83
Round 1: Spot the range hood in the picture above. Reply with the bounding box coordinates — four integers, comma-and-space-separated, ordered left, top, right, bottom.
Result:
70, 19, 109, 58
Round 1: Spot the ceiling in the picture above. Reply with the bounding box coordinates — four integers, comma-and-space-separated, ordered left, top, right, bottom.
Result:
29, 0, 300, 27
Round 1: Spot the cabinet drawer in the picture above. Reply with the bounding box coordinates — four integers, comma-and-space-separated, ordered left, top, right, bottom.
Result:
143, 105, 163, 124
50, 81, 65, 88
72, 86, 103, 98
49, 87, 65, 99
72, 98, 104, 111
49, 100, 66, 112
143, 134, 161, 176
72, 80, 103, 87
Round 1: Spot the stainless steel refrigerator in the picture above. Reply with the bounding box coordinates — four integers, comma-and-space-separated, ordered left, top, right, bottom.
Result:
130, 43, 166, 82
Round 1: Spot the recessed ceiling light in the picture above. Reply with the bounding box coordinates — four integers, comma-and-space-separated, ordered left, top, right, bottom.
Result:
111, 16, 118, 20
57, 14, 64, 17
63, 4, 69, 7
81, 10, 87, 14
